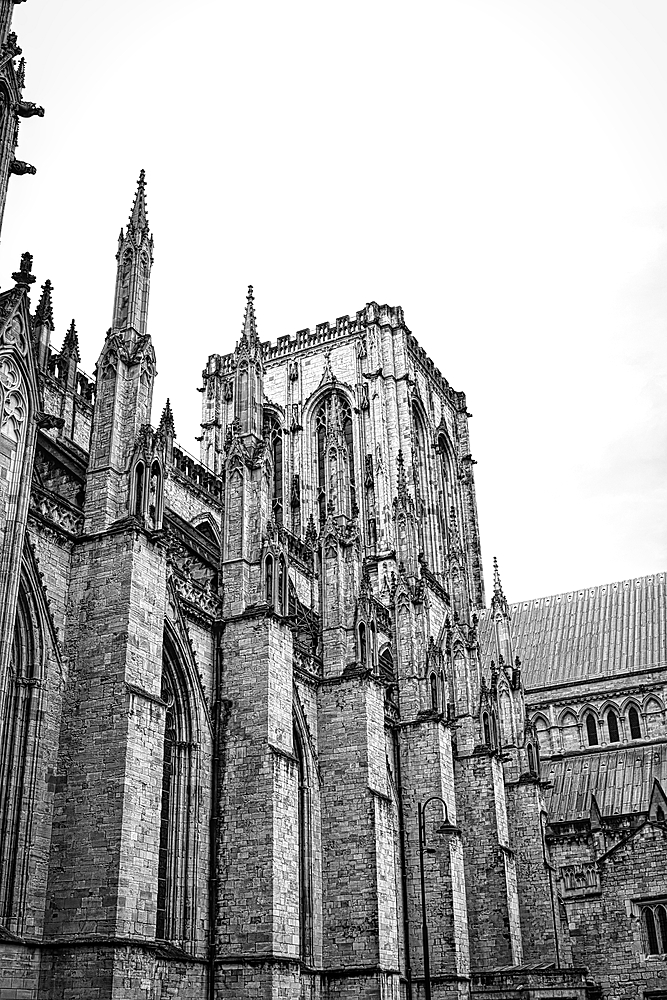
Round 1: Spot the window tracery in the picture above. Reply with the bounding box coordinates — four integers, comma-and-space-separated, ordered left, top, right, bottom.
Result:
314, 393, 356, 523
263, 411, 284, 525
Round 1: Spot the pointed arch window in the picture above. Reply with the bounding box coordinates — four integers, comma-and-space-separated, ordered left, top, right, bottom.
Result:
0, 581, 42, 929
294, 724, 313, 962
527, 743, 536, 773
359, 622, 367, 666
263, 412, 284, 525
585, 713, 598, 746
629, 705, 642, 740
314, 394, 356, 522
265, 555, 274, 605
157, 635, 199, 944
277, 556, 287, 615
430, 673, 438, 711
607, 709, 620, 744
134, 462, 145, 518
413, 408, 435, 569
483, 712, 491, 745
379, 647, 395, 683
642, 903, 667, 955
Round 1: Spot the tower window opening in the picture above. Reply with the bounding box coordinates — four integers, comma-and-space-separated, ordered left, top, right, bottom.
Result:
134, 462, 145, 519
607, 709, 620, 743
629, 705, 642, 740
263, 413, 284, 525
265, 555, 274, 606
359, 622, 367, 666
483, 712, 491, 745
277, 557, 286, 615
430, 673, 438, 712
585, 713, 598, 746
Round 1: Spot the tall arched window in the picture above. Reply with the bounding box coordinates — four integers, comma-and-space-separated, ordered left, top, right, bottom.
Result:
379, 647, 395, 683
263, 412, 284, 525
134, 462, 145, 518
359, 623, 367, 666
294, 725, 313, 961
277, 556, 287, 615
629, 705, 642, 740
413, 408, 436, 569
314, 394, 356, 522
430, 673, 438, 711
0, 581, 42, 929
157, 634, 199, 944
585, 713, 598, 747
607, 709, 620, 743
642, 903, 667, 954
527, 743, 536, 773
483, 712, 491, 745
265, 555, 274, 605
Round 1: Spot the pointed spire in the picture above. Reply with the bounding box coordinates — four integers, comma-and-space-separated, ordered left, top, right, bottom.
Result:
34, 279, 54, 330
491, 556, 509, 616
241, 284, 258, 344
159, 397, 175, 438
128, 168, 149, 232
61, 318, 80, 363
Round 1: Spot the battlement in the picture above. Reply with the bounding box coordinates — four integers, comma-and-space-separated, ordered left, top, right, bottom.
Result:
171, 441, 223, 503
46, 349, 96, 405
203, 301, 407, 378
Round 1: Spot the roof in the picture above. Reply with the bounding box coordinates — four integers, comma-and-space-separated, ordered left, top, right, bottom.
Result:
544, 743, 667, 822
477, 572, 667, 689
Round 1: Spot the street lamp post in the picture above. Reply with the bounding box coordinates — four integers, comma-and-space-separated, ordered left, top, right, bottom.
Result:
417, 796, 457, 1000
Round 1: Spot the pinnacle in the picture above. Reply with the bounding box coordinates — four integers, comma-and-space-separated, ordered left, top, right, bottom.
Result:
493, 555, 505, 599
241, 285, 258, 343
159, 397, 175, 437
34, 278, 54, 330
128, 168, 149, 231
62, 318, 80, 362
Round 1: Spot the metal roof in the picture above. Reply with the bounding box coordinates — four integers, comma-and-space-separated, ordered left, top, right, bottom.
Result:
544, 744, 667, 822
477, 573, 667, 690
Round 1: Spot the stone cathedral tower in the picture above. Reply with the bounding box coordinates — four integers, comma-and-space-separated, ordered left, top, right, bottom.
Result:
1, 4, 666, 1000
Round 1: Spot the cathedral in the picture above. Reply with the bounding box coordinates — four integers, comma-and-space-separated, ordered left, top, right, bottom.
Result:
0, 3, 666, 999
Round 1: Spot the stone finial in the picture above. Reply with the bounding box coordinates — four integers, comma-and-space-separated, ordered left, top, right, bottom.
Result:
159, 397, 176, 438
240, 285, 258, 344
128, 168, 149, 231
34, 279, 54, 329
12, 251, 36, 287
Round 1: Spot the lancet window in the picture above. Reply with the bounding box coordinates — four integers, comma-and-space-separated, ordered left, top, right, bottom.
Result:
263, 411, 284, 525
628, 705, 642, 740
413, 408, 436, 569
314, 393, 356, 523
0, 580, 42, 930
156, 634, 198, 945
585, 713, 598, 746
606, 709, 620, 743
294, 724, 313, 961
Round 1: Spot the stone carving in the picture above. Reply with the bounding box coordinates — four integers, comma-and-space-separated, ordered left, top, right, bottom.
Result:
0, 357, 26, 442
30, 487, 84, 535
2, 314, 28, 354
559, 862, 600, 895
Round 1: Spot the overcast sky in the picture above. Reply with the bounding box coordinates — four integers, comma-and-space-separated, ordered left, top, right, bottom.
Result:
3, 0, 667, 603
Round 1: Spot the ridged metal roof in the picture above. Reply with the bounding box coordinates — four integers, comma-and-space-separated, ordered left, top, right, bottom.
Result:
477, 573, 667, 690
544, 744, 667, 821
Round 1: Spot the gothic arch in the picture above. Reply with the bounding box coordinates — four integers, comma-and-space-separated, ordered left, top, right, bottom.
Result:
156, 622, 204, 947
0, 560, 47, 930
292, 706, 315, 962
644, 696, 664, 737
263, 408, 285, 526
308, 389, 357, 524
190, 512, 222, 549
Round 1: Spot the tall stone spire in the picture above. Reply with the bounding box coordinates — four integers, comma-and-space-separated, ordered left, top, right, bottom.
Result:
111, 170, 154, 339
240, 284, 258, 345
33, 278, 54, 369
491, 556, 514, 667
233, 285, 264, 441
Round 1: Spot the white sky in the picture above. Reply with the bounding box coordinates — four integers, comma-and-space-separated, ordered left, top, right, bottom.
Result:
3, 0, 667, 603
